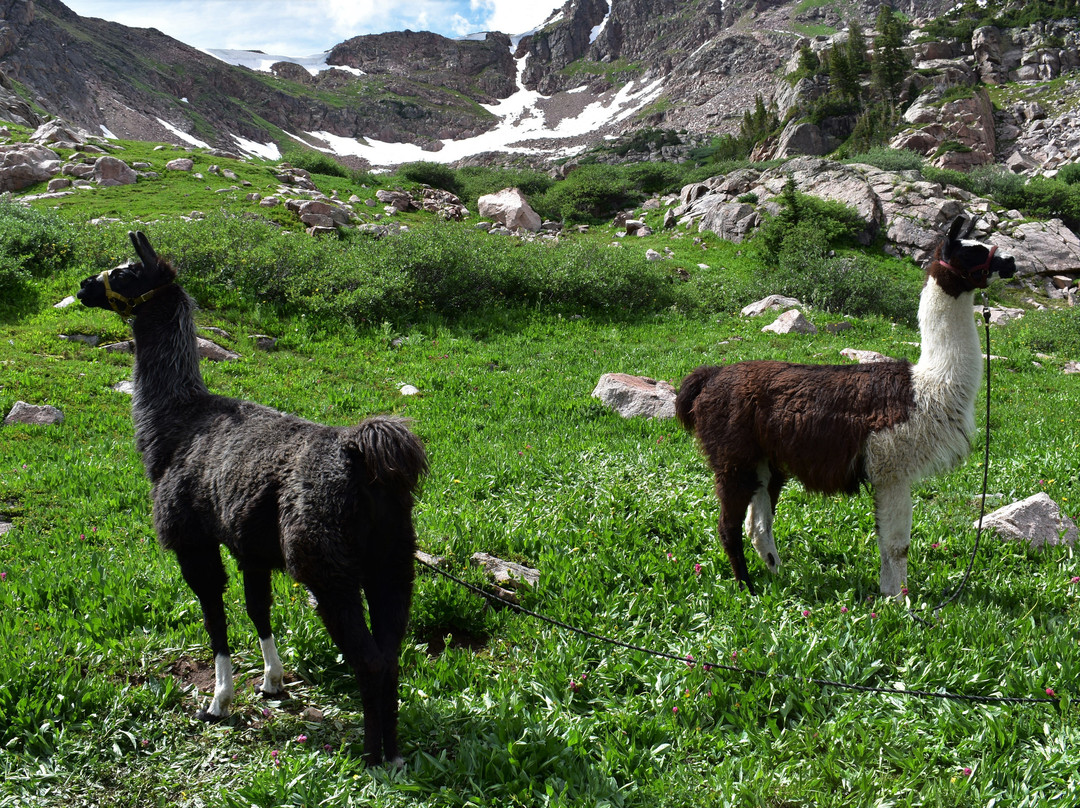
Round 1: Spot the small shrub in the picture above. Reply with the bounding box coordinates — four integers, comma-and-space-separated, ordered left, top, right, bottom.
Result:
1013, 307, 1080, 357
395, 161, 463, 196
280, 145, 350, 178
845, 146, 923, 173
533, 164, 635, 223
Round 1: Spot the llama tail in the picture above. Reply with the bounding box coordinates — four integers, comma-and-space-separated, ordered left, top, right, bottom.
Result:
350, 416, 428, 494
675, 366, 719, 431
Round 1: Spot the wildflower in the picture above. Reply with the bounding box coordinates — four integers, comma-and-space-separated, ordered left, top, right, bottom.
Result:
731, 651, 738, 661
262, 707, 271, 718
962, 767, 972, 777
931, 542, 940, 549
802, 609, 811, 617
870, 612, 878, 619
1046, 687, 1056, 697
296, 734, 308, 743
270, 749, 280, 767
569, 679, 581, 692
685, 654, 695, 667
901, 587, 908, 596
1071, 577, 1079, 584
840, 605, 849, 614
672, 706, 678, 714
323, 744, 332, 753
693, 563, 702, 576
0, 572, 6, 581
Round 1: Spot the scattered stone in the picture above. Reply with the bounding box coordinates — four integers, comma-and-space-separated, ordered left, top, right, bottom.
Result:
0, 521, 11, 536
54, 296, 77, 309
979, 492, 1077, 549
1063, 361, 1080, 374
250, 335, 277, 351
93, 155, 137, 186
4, 401, 64, 426
841, 348, 892, 363
399, 384, 420, 396
591, 373, 676, 419
197, 338, 239, 361
375, 189, 415, 213
762, 309, 817, 335
103, 341, 135, 353
165, 158, 194, 171
414, 550, 447, 568
741, 295, 802, 317
645, 248, 662, 261
470, 552, 540, 590
300, 706, 324, 723
60, 333, 100, 346
982, 305, 1025, 324
477, 187, 541, 232
112, 380, 134, 395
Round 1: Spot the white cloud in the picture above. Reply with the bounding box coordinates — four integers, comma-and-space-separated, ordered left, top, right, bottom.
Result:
63, 0, 564, 53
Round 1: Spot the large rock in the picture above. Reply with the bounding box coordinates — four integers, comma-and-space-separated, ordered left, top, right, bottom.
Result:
4, 401, 64, 426
762, 309, 817, 334
93, 155, 137, 186
591, 373, 676, 419
477, 188, 541, 233
0, 143, 60, 191
978, 492, 1077, 549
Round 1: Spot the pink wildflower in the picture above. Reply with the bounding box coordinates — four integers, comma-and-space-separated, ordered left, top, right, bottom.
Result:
840, 606, 849, 614
962, 767, 972, 777
296, 734, 308, 743
802, 609, 811, 617
1071, 577, 1079, 584
1046, 687, 1056, 697
694, 563, 702, 576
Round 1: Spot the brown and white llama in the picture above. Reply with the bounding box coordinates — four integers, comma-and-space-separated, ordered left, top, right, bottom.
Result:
675, 215, 1016, 597
77, 232, 427, 766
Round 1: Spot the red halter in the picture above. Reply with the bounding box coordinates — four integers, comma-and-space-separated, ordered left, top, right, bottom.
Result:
939, 244, 998, 281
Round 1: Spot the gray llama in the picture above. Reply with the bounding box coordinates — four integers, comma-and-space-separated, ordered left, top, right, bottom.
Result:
78, 231, 427, 766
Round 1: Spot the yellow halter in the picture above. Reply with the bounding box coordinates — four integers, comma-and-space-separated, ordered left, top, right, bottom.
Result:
101, 268, 165, 318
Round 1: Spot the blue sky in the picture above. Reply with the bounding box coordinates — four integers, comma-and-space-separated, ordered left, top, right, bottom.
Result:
62, 0, 563, 55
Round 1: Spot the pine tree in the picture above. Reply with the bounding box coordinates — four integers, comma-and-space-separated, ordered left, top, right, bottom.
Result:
829, 46, 861, 104
872, 5, 907, 104
846, 21, 869, 75
797, 41, 821, 76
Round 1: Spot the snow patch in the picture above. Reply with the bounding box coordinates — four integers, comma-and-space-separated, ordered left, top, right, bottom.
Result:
232, 134, 280, 160
99, 125, 118, 140
155, 118, 210, 149
590, 2, 611, 43
204, 48, 363, 77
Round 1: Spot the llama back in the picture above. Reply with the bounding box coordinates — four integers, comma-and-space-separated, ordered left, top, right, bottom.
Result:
348, 416, 428, 494
675, 366, 720, 431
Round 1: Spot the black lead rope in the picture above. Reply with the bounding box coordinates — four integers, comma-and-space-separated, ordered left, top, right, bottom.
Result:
912, 295, 993, 626
414, 552, 1058, 707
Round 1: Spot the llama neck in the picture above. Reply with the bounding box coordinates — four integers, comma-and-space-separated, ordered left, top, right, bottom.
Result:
913, 274, 982, 400
130, 285, 209, 417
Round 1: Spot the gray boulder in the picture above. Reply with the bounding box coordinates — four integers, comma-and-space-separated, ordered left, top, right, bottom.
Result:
978, 492, 1077, 549
592, 373, 676, 419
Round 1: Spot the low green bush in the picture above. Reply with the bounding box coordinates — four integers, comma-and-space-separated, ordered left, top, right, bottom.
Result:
1013, 306, 1080, 357
395, 161, 464, 196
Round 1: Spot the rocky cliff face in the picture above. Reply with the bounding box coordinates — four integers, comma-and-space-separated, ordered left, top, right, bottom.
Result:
2, 0, 1080, 175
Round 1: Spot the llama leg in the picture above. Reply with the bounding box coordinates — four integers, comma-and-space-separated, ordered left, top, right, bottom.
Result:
310, 590, 389, 765
243, 567, 285, 697
717, 473, 756, 594
175, 546, 234, 720
874, 482, 913, 599
745, 462, 782, 573
365, 573, 414, 766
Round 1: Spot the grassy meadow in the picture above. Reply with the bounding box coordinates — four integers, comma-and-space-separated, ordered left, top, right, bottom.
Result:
0, 137, 1079, 807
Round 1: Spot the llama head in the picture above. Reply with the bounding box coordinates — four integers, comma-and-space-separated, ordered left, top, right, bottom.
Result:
931, 215, 1017, 296
77, 231, 177, 317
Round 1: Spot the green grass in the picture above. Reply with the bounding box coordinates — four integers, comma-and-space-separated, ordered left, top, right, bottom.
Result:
1, 145, 1079, 807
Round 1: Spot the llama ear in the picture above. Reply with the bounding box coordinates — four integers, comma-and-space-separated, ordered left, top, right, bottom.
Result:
129, 230, 160, 268
946, 216, 967, 244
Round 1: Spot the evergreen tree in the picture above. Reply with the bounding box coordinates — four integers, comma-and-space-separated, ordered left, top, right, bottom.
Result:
797, 41, 821, 76
828, 46, 861, 104
846, 21, 869, 75
872, 5, 907, 103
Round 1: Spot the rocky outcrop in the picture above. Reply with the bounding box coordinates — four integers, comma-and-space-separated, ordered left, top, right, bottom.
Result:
478, 188, 542, 232
891, 87, 996, 170
675, 156, 1080, 277
0, 142, 59, 191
